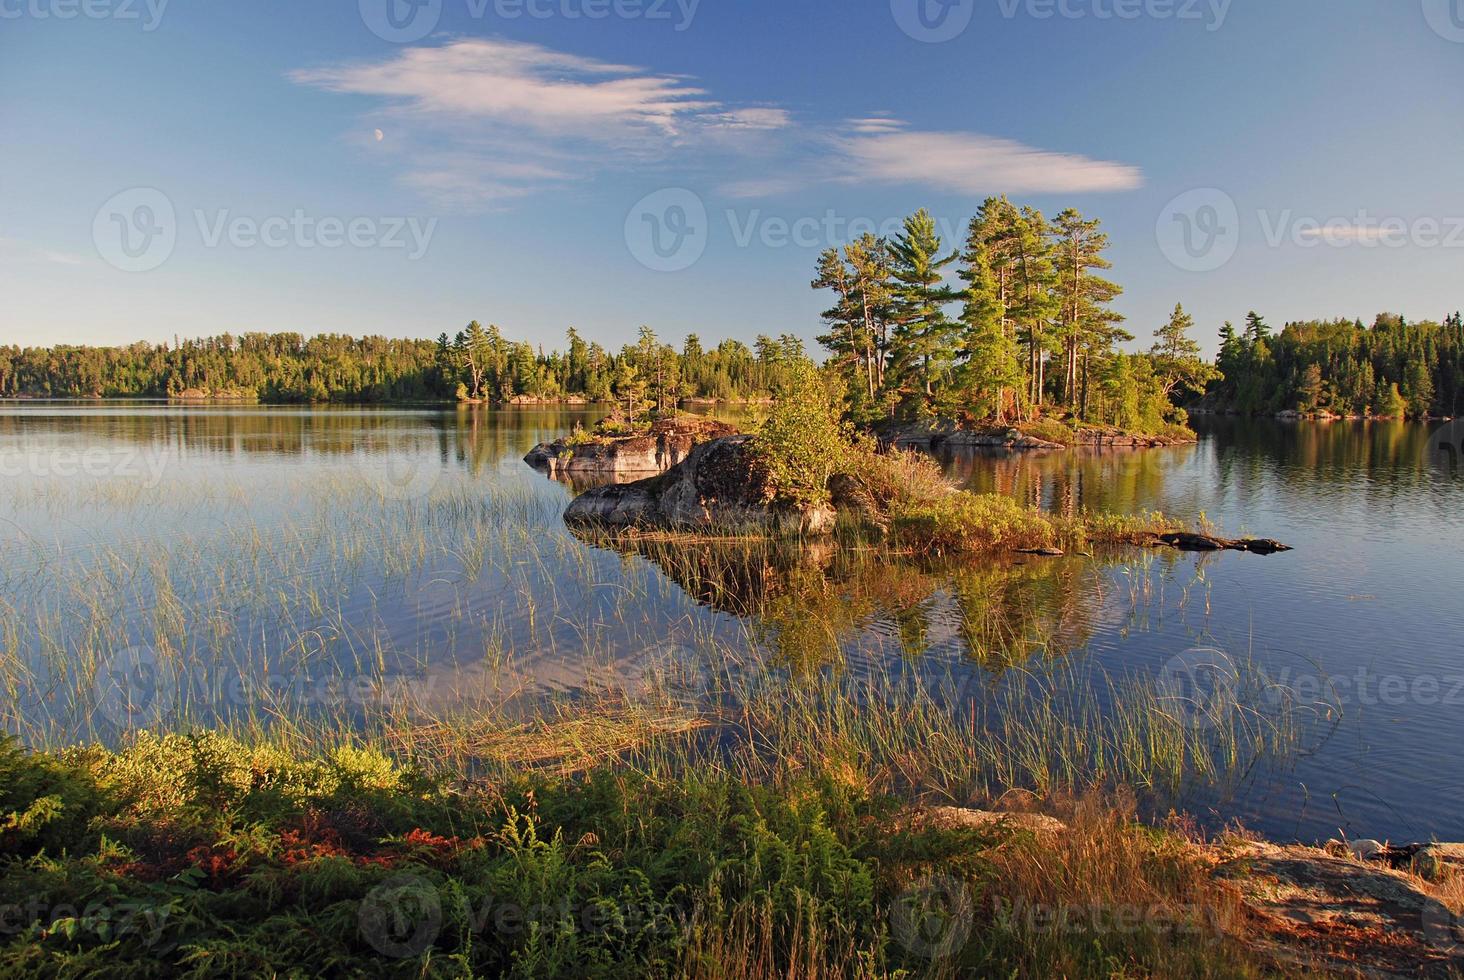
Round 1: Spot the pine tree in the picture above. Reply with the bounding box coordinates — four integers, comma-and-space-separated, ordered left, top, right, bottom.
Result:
1051, 209, 1122, 408
887, 209, 959, 410
1151, 303, 1217, 403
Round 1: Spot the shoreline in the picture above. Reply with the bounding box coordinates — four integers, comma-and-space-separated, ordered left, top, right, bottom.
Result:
3, 730, 1458, 976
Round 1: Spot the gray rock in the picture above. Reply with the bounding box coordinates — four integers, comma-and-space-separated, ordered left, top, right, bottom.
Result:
565, 435, 835, 535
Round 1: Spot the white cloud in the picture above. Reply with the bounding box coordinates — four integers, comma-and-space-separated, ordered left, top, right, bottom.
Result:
291, 42, 1142, 209
708, 108, 793, 131
290, 38, 717, 141
833, 128, 1144, 195
845, 115, 906, 135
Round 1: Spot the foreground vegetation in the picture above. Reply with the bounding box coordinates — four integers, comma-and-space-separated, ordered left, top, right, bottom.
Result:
2, 729, 1305, 979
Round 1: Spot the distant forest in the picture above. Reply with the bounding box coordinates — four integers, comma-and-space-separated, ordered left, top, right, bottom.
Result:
0, 327, 808, 407
1207, 312, 1464, 418
4, 196, 1460, 422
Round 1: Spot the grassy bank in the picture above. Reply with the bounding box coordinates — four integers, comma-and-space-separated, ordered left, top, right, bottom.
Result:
3, 731, 1291, 979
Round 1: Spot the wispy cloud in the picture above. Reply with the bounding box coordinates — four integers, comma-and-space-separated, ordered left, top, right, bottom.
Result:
832, 128, 1144, 195
0, 237, 85, 266
291, 38, 717, 142
292, 40, 1141, 209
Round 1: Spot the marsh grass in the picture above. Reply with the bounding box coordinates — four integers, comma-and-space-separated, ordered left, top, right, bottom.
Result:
0, 439, 1324, 976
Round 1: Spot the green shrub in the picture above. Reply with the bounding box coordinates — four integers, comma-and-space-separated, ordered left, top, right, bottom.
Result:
751, 362, 852, 510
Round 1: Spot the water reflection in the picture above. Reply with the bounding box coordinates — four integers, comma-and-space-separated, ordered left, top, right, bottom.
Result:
1, 405, 1461, 843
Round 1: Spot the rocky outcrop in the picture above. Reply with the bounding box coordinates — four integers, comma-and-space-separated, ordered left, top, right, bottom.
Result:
877, 420, 1196, 454
1215, 838, 1464, 977
526, 416, 737, 481
879, 421, 1065, 452
564, 435, 835, 535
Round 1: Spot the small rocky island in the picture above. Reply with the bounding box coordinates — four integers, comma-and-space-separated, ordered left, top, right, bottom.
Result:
542, 412, 1289, 559
524, 415, 737, 483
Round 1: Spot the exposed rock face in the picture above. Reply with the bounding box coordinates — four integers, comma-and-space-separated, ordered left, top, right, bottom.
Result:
564, 435, 835, 535
878, 420, 1196, 453
880, 421, 1065, 452
525, 417, 738, 481
1216, 838, 1464, 977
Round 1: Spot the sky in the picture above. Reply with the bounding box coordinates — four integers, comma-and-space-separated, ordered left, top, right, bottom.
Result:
2, 0, 1463, 357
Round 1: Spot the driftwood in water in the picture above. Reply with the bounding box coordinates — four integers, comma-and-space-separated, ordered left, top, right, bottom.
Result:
1146, 532, 1292, 555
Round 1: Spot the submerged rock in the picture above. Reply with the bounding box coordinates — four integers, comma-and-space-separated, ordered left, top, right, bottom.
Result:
564, 435, 835, 535
1147, 532, 1293, 555
526, 416, 737, 481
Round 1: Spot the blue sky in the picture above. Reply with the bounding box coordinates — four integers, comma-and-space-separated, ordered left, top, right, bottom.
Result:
3, 0, 1463, 356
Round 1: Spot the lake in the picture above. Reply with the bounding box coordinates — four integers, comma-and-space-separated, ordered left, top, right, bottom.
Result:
2, 403, 1461, 844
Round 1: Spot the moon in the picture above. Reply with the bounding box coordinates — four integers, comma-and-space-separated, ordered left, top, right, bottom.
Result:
373, 129, 384, 143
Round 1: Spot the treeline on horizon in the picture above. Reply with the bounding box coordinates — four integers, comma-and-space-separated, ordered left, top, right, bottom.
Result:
0, 327, 809, 406
3, 193, 1460, 421
1210, 311, 1464, 418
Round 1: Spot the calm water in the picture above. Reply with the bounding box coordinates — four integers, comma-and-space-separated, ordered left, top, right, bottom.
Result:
2, 403, 1461, 844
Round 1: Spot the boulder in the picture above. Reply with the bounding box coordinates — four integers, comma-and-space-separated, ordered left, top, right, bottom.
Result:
526, 416, 737, 480
564, 435, 835, 535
